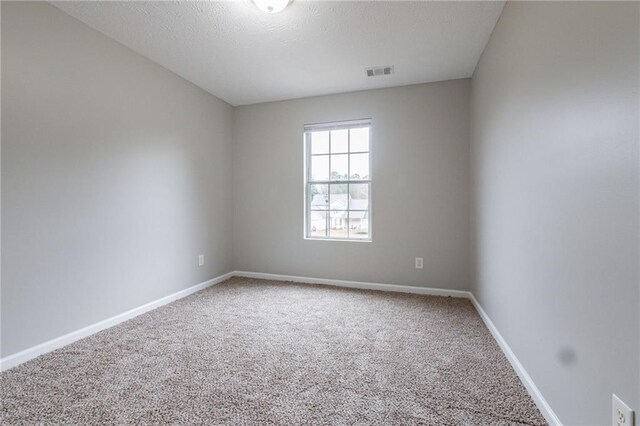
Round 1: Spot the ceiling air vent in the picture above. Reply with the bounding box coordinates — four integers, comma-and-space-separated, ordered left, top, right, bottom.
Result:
365, 66, 394, 77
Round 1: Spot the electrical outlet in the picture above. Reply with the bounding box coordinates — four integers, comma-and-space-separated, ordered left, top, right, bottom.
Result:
613, 394, 635, 426
415, 257, 423, 269
198, 255, 205, 267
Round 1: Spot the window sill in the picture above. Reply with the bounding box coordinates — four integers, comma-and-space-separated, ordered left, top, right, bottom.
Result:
304, 237, 372, 243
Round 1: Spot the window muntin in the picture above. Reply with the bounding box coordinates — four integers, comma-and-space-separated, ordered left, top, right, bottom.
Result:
305, 119, 371, 241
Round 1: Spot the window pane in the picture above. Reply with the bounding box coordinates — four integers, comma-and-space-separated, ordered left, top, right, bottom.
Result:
350, 153, 369, 180
329, 183, 349, 210
349, 183, 369, 210
331, 129, 349, 154
329, 183, 348, 238
348, 210, 370, 239
330, 154, 348, 180
329, 210, 349, 239
309, 211, 327, 238
309, 184, 328, 210
310, 155, 329, 181
311, 131, 329, 154
350, 127, 369, 152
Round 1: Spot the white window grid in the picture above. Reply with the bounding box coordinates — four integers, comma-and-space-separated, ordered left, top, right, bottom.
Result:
303, 119, 372, 242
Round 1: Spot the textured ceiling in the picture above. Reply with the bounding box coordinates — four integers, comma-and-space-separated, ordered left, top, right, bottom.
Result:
52, 1, 505, 106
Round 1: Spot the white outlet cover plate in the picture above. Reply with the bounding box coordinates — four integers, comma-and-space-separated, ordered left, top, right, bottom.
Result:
613, 394, 635, 426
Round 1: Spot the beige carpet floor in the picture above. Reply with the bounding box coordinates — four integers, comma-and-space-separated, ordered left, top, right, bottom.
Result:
1, 277, 546, 425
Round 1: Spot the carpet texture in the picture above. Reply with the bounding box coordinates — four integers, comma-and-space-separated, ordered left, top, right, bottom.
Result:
1, 277, 546, 425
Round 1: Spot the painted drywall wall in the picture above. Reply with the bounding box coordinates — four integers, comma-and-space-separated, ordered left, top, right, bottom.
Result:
470, 2, 639, 424
233, 80, 471, 290
1, 2, 234, 357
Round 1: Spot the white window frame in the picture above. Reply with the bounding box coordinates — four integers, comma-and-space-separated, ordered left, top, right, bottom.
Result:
303, 118, 372, 242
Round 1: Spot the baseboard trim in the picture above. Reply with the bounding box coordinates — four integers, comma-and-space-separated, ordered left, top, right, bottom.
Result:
233, 270, 472, 298
0, 271, 235, 372
0, 269, 560, 425
468, 294, 562, 425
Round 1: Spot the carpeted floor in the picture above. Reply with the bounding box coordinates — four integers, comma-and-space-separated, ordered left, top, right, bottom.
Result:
0, 277, 546, 425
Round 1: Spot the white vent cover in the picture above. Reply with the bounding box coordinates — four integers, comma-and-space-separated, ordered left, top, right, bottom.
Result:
365, 66, 394, 77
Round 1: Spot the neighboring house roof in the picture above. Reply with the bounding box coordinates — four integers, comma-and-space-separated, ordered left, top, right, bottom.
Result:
310, 194, 329, 209
311, 194, 368, 212
350, 199, 368, 210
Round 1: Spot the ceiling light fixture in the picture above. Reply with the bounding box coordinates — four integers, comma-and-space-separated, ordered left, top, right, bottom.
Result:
252, 0, 291, 14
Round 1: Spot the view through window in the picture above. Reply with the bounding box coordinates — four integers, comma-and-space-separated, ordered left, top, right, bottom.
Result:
304, 119, 371, 241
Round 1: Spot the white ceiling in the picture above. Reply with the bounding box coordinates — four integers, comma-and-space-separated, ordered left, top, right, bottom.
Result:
52, 1, 505, 106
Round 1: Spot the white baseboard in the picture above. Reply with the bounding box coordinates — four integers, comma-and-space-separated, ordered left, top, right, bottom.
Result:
468, 294, 562, 425
233, 270, 472, 298
0, 269, 560, 425
0, 271, 235, 372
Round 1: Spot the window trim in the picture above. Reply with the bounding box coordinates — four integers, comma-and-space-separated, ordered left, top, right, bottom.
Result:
303, 118, 373, 242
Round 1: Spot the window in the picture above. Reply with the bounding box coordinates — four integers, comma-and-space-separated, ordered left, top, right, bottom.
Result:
304, 119, 372, 241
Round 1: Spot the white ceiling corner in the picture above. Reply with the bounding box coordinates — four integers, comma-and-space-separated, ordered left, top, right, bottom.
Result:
52, 1, 505, 106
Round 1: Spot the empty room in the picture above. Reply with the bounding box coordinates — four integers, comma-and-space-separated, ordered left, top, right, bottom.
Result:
1, 1, 638, 425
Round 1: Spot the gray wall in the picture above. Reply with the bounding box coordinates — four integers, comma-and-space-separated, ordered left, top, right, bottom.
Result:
233, 80, 471, 290
470, 2, 639, 424
1, 2, 234, 357
4, 3, 637, 424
